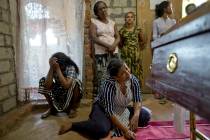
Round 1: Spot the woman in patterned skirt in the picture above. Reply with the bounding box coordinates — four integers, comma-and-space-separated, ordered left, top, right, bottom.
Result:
38, 52, 83, 118
90, 1, 120, 97
119, 11, 145, 86
59, 59, 151, 140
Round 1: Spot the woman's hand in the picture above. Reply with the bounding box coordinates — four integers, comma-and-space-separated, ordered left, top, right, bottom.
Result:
107, 43, 117, 53
160, 32, 165, 36
53, 61, 60, 71
49, 57, 60, 71
49, 57, 57, 67
124, 130, 136, 140
129, 114, 139, 131
108, 46, 116, 53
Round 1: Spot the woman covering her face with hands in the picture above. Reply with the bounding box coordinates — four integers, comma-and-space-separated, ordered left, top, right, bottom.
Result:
38, 52, 83, 119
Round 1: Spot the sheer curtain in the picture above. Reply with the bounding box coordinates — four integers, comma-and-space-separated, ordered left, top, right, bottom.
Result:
17, 0, 85, 102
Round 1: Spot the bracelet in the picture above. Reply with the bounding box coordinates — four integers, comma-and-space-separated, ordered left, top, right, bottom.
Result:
126, 130, 133, 135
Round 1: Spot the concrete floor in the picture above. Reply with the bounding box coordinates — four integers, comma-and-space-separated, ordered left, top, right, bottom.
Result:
0, 94, 176, 140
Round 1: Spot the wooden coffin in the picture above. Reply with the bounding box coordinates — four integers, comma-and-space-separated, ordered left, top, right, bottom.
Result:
147, 2, 210, 121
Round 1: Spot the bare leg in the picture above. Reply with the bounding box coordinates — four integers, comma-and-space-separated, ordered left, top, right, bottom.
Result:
38, 77, 57, 119
59, 103, 111, 140
58, 122, 72, 135
41, 94, 56, 119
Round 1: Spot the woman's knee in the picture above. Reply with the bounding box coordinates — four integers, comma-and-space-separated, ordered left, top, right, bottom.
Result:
38, 77, 49, 95
73, 84, 82, 97
67, 83, 82, 112
139, 107, 152, 127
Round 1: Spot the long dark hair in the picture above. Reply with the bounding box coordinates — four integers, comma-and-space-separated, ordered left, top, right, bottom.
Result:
93, 1, 107, 17
107, 58, 124, 77
52, 52, 79, 74
155, 1, 170, 18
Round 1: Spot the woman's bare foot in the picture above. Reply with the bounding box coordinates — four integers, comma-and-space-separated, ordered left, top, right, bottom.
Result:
58, 122, 72, 135
41, 108, 52, 119
41, 108, 57, 119
68, 109, 77, 118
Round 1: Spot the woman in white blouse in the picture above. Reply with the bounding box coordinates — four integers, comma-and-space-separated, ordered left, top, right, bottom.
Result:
152, 1, 176, 102
90, 1, 120, 98
152, 1, 176, 40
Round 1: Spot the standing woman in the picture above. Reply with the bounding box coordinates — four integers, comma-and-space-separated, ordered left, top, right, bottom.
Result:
90, 1, 120, 97
119, 11, 145, 84
152, 1, 176, 40
152, 1, 176, 102
38, 52, 83, 118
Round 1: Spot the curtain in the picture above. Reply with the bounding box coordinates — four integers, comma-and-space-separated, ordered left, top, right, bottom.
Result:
17, 0, 85, 102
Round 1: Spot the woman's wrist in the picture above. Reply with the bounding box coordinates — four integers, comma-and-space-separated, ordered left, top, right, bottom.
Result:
49, 67, 53, 71
55, 66, 61, 73
124, 129, 135, 137
123, 128, 130, 134
133, 112, 140, 117
133, 103, 141, 117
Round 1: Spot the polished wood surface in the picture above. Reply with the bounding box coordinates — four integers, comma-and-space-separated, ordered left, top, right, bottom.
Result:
147, 1, 210, 121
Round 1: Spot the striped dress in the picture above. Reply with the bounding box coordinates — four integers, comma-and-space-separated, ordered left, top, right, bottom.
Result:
38, 66, 83, 112
96, 74, 141, 136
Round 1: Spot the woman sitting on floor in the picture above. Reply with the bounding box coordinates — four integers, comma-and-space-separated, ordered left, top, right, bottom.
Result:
59, 58, 151, 140
38, 52, 83, 119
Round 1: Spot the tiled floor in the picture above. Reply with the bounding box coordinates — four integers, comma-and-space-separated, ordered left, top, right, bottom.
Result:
0, 94, 182, 140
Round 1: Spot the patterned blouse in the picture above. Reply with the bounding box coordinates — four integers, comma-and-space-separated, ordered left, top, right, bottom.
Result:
119, 26, 144, 83
54, 66, 78, 84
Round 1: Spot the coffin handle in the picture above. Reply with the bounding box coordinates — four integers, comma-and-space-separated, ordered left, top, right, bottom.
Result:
167, 53, 178, 73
